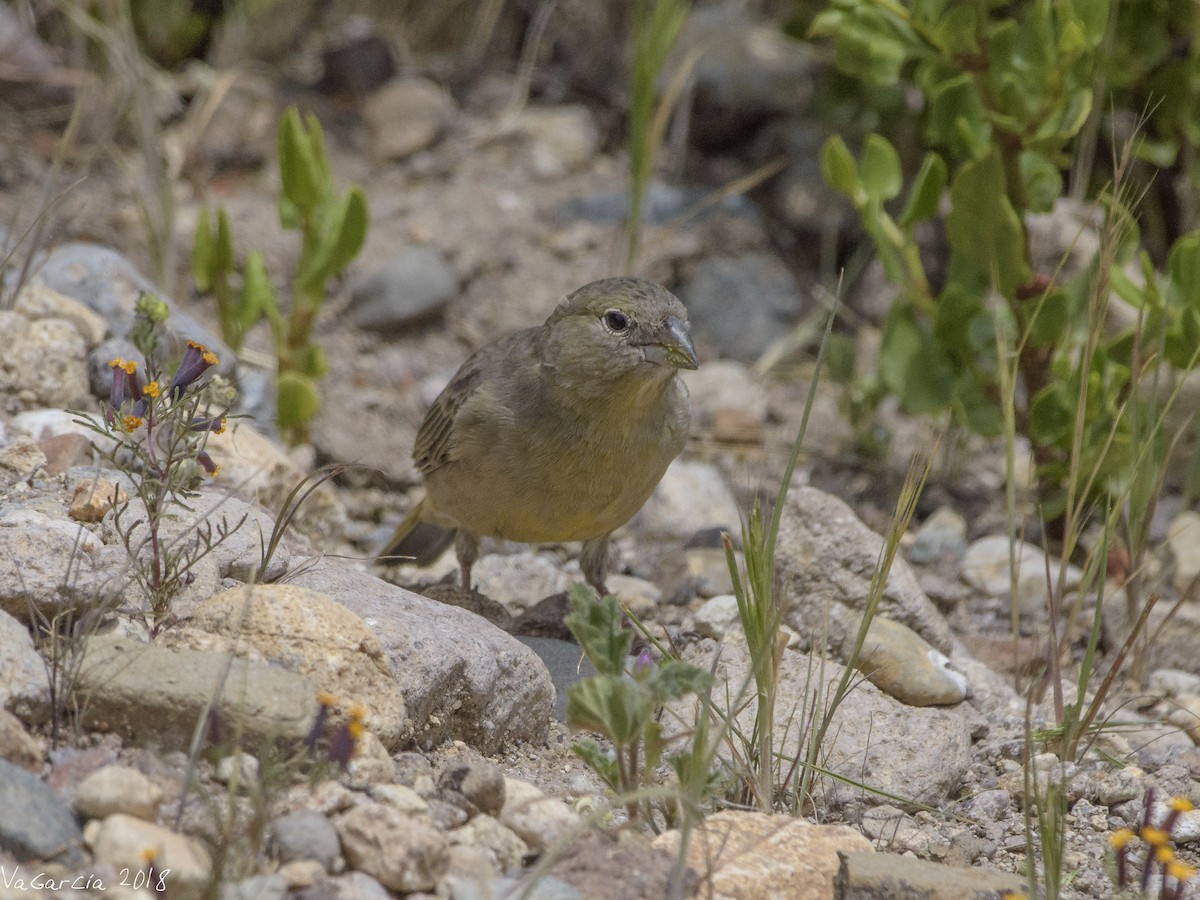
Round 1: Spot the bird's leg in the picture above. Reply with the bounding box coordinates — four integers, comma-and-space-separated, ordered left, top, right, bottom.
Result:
455, 529, 479, 594
580, 535, 611, 597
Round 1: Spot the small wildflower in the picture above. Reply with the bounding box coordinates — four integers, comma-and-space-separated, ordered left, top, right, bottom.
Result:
1168, 859, 1198, 881
1169, 797, 1195, 813
327, 723, 356, 767
1141, 826, 1170, 847
1156, 844, 1176, 864
121, 415, 145, 432
169, 340, 218, 397
140, 846, 159, 865
304, 697, 331, 751
109, 357, 143, 409
1111, 828, 1135, 850
143, 381, 161, 398
317, 690, 337, 708
196, 451, 219, 477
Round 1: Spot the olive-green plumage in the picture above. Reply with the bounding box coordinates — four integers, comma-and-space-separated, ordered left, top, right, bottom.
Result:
383, 277, 697, 594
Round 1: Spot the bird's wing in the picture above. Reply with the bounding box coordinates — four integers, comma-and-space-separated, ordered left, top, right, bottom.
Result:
412, 360, 485, 475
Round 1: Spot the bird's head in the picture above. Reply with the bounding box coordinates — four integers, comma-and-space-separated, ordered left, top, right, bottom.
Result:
544, 278, 698, 394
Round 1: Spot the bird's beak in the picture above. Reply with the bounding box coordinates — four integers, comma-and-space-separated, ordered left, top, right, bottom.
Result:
640, 316, 698, 370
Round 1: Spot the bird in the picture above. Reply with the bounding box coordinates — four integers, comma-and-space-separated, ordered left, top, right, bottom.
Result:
382, 276, 697, 596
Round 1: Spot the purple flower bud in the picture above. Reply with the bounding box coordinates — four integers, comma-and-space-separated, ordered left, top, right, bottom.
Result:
196, 451, 219, 476
108, 358, 141, 409
169, 341, 219, 398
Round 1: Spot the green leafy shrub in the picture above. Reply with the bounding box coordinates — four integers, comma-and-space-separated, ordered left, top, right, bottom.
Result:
193, 107, 368, 444
812, 0, 1200, 515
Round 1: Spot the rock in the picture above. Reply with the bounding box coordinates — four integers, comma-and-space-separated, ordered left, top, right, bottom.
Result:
328, 870, 393, 900
695, 594, 742, 640
276, 859, 326, 889
289, 561, 554, 752
13, 284, 108, 347
371, 783, 429, 815
499, 778, 580, 852
856, 617, 968, 706
269, 810, 342, 872
670, 7, 819, 146
559, 180, 761, 227
0, 434, 47, 486
222, 874, 287, 900
682, 633, 972, 808
362, 77, 455, 161
0, 608, 49, 720
345, 730, 396, 787
776, 487, 954, 653
450, 814, 528, 873
215, 750, 260, 785
961, 535, 1083, 617
514, 635, 593, 722
334, 802, 449, 893
605, 574, 661, 621
958, 788, 1011, 823
837, 850, 1026, 899
37, 431, 93, 475
471, 551, 572, 617
0, 758, 83, 862
0, 312, 91, 410
1103, 587, 1200, 675
69, 476, 126, 522
908, 507, 968, 565
86, 813, 211, 900
515, 105, 599, 178
348, 246, 457, 331
74, 764, 163, 821
321, 15, 395, 95
1094, 766, 1144, 806
0, 708, 41, 770
35, 243, 233, 375
0, 512, 115, 621
680, 361, 768, 442
655, 809, 870, 900
679, 253, 807, 361
1168, 511, 1200, 595
75, 634, 318, 751
545, 831, 690, 899
187, 584, 407, 749
1150, 669, 1200, 697
633, 459, 741, 539
12, 406, 103, 444
204, 423, 346, 545
438, 757, 507, 818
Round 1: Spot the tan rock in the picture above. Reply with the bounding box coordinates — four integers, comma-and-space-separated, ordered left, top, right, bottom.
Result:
85, 814, 211, 900
0, 435, 47, 486
0, 707, 42, 771
14, 284, 109, 347
500, 778, 580, 851
75, 765, 163, 821
654, 809, 872, 900
204, 422, 345, 544
188, 584, 407, 748
70, 477, 128, 523
334, 803, 449, 893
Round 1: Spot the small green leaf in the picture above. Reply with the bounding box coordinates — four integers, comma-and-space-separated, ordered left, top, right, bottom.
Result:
191, 207, 214, 291
820, 135, 861, 199
1019, 152, 1063, 214
566, 675, 651, 746
276, 372, 321, 430
1167, 231, 1200, 311
899, 152, 947, 226
945, 149, 1031, 299
564, 585, 632, 677
859, 134, 902, 201
277, 107, 323, 223
240, 252, 276, 327
1028, 381, 1074, 446
1025, 289, 1070, 348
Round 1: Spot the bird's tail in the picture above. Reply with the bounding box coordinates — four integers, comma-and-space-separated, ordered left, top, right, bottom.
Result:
379, 497, 457, 566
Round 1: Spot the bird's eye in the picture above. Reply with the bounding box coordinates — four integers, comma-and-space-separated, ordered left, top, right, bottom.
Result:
602, 309, 630, 332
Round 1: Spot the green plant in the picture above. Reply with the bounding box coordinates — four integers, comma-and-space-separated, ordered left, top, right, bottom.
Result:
1110, 792, 1199, 898
812, 0, 1200, 520
74, 294, 242, 634
193, 106, 368, 444
626, 0, 689, 270
564, 584, 711, 830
